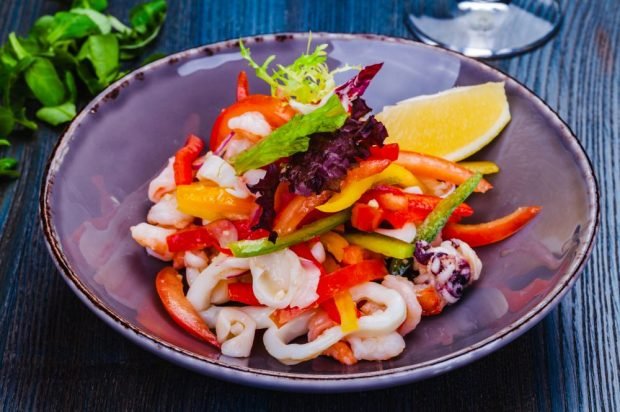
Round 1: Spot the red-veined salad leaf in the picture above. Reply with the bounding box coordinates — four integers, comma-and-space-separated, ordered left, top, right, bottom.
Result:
335, 63, 383, 110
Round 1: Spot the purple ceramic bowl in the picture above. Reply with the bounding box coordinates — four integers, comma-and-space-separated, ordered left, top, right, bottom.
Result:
40, 33, 599, 392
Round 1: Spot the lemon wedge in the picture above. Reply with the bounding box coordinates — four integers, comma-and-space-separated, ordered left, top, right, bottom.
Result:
377, 82, 511, 161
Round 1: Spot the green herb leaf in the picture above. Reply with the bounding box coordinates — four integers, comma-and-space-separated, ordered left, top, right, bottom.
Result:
129, 0, 167, 35
77, 34, 119, 94
0, 139, 10, 146
71, 0, 108, 12
13, 108, 38, 130
65, 71, 77, 102
0, 0, 167, 181
0, 157, 19, 178
71, 8, 112, 35
8, 33, 30, 60
231, 95, 348, 173
46, 12, 101, 44
32, 15, 55, 40
24, 58, 67, 107
0, 106, 15, 136
36, 101, 77, 126
118, 0, 167, 54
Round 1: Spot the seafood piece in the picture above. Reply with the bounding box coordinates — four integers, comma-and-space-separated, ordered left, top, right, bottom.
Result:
216, 308, 256, 357
413, 239, 482, 305
148, 157, 176, 202
347, 332, 405, 361
249, 249, 319, 309
147, 194, 193, 229
186, 254, 250, 311
263, 311, 344, 365
130, 223, 176, 261
382, 275, 422, 335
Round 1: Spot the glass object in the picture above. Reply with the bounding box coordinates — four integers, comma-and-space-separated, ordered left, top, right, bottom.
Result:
406, 0, 562, 58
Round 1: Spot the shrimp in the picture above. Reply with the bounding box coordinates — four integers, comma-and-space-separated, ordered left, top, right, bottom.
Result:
415, 284, 446, 316
196, 153, 251, 199
323, 342, 357, 366
382, 275, 422, 336
183, 251, 209, 286
147, 194, 193, 229
307, 311, 357, 365
148, 157, 176, 202
228, 112, 273, 136
130, 223, 176, 260
347, 332, 405, 361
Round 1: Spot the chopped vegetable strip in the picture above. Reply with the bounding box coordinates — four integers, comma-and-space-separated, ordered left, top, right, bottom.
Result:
333, 291, 359, 333
229, 210, 351, 257
155, 267, 220, 348
443, 206, 541, 247
345, 232, 415, 259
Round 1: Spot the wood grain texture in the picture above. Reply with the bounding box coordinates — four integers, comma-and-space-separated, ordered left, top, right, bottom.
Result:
0, 0, 617, 410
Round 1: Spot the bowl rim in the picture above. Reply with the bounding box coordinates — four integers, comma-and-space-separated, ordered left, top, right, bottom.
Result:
39, 32, 600, 392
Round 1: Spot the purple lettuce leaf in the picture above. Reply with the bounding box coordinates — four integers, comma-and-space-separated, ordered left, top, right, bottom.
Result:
335, 63, 383, 109
283, 97, 388, 196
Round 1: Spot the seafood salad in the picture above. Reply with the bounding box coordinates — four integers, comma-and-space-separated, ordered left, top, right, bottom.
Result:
131, 41, 541, 365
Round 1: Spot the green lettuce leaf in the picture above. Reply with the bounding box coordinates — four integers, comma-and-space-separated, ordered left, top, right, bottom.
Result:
231, 94, 347, 173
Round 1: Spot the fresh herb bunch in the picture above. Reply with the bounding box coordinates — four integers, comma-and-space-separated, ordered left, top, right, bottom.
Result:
0, 0, 167, 179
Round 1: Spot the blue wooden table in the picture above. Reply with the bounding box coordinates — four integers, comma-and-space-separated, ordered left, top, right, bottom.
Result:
0, 1, 617, 410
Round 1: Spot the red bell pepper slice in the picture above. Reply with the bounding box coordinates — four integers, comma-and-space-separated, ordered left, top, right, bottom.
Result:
396, 151, 493, 193
351, 203, 383, 232
364, 187, 474, 217
166, 224, 235, 254
232, 219, 271, 240
407, 193, 474, 217
345, 159, 391, 182
173, 134, 205, 185
368, 143, 399, 161
209, 95, 297, 151
362, 187, 474, 228
155, 267, 220, 348
320, 298, 342, 323
228, 283, 262, 306
315, 260, 387, 304
236, 71, 249, 101
443, 206, 542, 247
382, 209, 434, 228
166, 227, 217, 253
270, 260, 387, 327
273, 193, 330, 235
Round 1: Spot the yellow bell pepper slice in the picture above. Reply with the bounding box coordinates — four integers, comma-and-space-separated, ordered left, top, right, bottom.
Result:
458, 161, 500, 175
333, 290, 358, 333
320, 231, 349, 262
176, 183, 255, 221
317, 164, 420, 213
